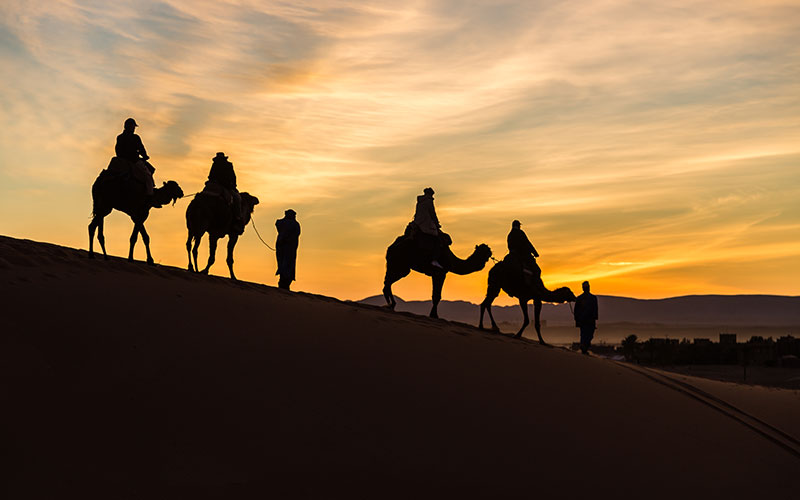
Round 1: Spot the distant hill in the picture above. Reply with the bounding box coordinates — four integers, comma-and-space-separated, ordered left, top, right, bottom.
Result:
358, 294, 800, 327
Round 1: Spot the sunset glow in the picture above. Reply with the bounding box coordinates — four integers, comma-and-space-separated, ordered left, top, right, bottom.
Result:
2, 0, 799, 304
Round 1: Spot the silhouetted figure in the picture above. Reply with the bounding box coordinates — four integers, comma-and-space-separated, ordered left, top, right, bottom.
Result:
479, 258, 575, 343
507, 220, 539, 284
574, 281, 599, 354
412, 187, 443, 269
205, 152, 243, 232
186, 185, 259, 280
114, 118, 157, 204
88, 173, 183, 263
383, 235, 492, 319
275, 209, 301, 290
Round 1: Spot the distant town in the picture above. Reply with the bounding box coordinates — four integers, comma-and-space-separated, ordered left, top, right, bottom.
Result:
576, 333, 800, 368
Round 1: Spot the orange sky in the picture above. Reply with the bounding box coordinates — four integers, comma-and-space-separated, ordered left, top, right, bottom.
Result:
1, 0, 799, 304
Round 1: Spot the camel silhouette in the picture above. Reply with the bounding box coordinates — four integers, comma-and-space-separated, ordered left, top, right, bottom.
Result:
479, 259, 575, 344
88, 172, 184, 264
185, 191, 259, 280
383, 232, 492, 318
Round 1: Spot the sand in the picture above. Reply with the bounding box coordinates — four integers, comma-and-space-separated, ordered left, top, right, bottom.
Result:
1, 235, 799, 499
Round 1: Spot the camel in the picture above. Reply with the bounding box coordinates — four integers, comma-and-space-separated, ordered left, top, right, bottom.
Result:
185, 191, 259, 280
383, 231, 492, 318
88, 169, 184, 264
479, 258, 575, 344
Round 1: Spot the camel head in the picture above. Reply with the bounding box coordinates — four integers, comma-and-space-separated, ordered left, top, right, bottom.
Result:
472, 243, 493, 265
553, 286, 576, 303
157, 180, 184, 206
445, 243, 492, 275
240, 192, 260, 224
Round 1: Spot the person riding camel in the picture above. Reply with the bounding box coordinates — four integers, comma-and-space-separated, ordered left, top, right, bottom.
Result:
115, 118, 158, 206
413, 187, 443, 269
205, 152, 243, 231
507, 219, 540, 283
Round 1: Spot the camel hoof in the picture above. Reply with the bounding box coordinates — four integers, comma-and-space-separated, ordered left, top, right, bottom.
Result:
200, 269, 209, 275
147, 259, 155, 266
513, 333, 523, 339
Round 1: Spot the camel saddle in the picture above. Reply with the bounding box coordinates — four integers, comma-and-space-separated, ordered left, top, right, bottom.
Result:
201, 181, 234, 205
403, 222, 452, 246
96, 157, 152, 195
504, 253, 541, 287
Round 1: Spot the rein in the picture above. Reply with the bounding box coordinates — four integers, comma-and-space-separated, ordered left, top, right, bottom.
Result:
249, 216, 276, 252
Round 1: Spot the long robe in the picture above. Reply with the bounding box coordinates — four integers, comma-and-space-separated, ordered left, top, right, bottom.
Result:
275, 216, 301, 282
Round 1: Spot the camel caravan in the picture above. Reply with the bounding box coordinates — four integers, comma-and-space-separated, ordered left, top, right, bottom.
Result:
383, 187, 575, 344
89, 119, 259, 282
89, 118, 576, 343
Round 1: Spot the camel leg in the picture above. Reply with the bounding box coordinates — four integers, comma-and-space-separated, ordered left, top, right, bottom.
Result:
383, 266, 410, 310
97, 217, 107, 259
534, 299, 546, 345
88, 217, 98, 259
479, 284, 501, 332
201, 236, 218, 274
89, 216, 109, 260
430, 272, 446, 319
128, 223, 140, 262
226, 234, 239, 280
382, 280, 396, 310
192, 234, 202, 274
514, 298, 530, 339
139, 224, 154, 265
186, 232, 194, 272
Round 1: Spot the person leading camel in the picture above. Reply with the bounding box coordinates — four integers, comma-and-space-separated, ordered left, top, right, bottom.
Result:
574, 281, 599, 354
413, 187, 443, 269
275, 209, 301, 290
507, 219, 539, 284
115, 118, 157, 206
206, 152, 243, 232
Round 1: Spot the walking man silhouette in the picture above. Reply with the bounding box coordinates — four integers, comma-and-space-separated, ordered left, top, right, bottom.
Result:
574, 281, 599, 354
275, 209, 300, 290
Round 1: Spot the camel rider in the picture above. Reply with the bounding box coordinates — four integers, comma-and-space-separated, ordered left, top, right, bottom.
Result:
206, 152, 243, 231
413, 187, 443, 269
507, 220, 539, 281
115, 118, 157, 205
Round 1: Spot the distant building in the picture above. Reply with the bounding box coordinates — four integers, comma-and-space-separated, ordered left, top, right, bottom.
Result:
693, 338, 712, 345
719, 333, 737, 344
777, 335, 800, 357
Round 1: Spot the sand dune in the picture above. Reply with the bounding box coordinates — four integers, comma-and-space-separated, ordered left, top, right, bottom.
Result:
2, 235, 798, 498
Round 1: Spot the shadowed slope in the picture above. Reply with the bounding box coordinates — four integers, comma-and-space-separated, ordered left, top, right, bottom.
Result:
1, 235, 798, 499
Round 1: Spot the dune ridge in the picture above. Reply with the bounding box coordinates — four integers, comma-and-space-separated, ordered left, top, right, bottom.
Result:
2, 235, 799, 498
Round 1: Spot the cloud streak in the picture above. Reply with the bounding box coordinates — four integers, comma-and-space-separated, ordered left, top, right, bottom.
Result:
1, 0, 798, 302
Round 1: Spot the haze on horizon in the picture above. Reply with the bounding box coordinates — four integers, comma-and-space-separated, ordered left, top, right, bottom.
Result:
1, 0, 798, 305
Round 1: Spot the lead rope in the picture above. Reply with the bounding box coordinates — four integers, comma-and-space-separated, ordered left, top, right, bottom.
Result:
249, 216, 276, 251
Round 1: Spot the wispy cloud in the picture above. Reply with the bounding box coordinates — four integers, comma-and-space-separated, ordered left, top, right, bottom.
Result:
1, 0, 798, 302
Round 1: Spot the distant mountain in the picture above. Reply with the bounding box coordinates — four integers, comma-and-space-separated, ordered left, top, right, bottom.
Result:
357, 294, 800, 326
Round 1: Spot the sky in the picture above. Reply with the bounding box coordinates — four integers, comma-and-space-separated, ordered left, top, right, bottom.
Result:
1, 0, 799, 304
